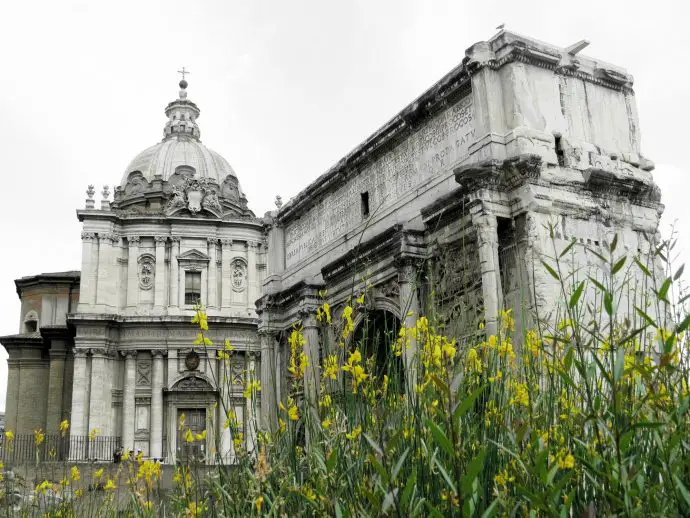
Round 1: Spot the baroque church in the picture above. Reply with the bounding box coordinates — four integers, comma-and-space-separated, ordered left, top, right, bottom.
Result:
1, 31, 663, 463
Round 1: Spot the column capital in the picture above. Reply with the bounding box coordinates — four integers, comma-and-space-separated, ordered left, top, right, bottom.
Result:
81, 231, 97, 241
120, 350, 138, 359
298, 306, 319, 328
221, 238, 233, 246
207, 237, 219, 244
152, 349, 168, 358
154, 235, 168, 244
171, 236, 182, 243
396, 256, 423, 284
127, 235, 141, 245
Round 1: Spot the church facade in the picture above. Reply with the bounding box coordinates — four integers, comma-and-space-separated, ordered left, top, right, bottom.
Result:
2, 31, 663, 463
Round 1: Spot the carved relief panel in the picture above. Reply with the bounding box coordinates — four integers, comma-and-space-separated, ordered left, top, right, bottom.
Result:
231, 259, 247, 292
136, 360, 152, 386
138, 254, 155, 290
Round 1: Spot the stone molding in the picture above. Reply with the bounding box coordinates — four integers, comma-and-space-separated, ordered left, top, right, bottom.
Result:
81, 232, 97, 241
99, 233, 120, 244
171, 236, 181, 243
151, 349, 168, 358
154, 236, 168, 244
120, 350, 138, 359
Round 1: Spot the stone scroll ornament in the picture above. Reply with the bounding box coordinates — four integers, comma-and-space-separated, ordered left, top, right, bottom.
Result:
231, 259, 247, 292
138, 255, 155, 290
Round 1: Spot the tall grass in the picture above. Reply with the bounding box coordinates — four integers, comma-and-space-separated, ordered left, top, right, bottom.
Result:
2, 230, 689, 516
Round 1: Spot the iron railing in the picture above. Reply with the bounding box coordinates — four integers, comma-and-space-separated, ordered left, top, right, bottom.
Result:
0, 434, 122, 464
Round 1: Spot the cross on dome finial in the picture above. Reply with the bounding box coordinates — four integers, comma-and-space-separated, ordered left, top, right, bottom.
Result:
178, 67, 190, 81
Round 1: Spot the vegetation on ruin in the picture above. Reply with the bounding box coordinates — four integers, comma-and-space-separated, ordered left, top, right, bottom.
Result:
1, 229, 689, 516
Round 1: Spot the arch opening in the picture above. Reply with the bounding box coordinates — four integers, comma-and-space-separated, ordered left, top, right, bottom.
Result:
352, 309, 404, 391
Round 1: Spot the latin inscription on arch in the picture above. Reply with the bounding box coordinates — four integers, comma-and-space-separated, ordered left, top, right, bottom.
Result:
284, 94, 475, 267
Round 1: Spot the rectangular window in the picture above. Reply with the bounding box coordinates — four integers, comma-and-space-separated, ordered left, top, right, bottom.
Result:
184, 271, 202, 305
361, 191, 370, 218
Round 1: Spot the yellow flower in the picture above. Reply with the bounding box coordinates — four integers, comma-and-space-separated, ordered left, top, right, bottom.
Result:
35, 480, 52, 494
34, 428, 45, 446
255, 495, 264, 513
94, 468, 104, 480
89, 428, 100, 440
323, 354, 338, 380
346, 425, 362, 441
342, 306, 355, 339
59, 419, 70, 435
322, 418, 332, 429
178, 413, 186, 431
193, 332, 213, 346
288, 405, 299, 421
192, 309, 209, 331
195, 430, 207, 441
104, 478, 117, 491
185, 501, 207, 517
137, 459, 162, 488
303, 485, 317, 501
233, 432, 244, 450
75, 488, 83, 498
279, 418, 286, 433
509, 383, 529, 407
121, 450, 130, 461
243, 379, 261, 398
320, 394, 332, 408
184, 428, 195, 443
4, 431, 14, 441
316, 302, 332, 324
71, 466, 80, 481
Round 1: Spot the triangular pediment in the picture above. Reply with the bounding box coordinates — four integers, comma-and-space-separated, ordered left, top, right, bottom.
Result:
177, 249, 210, 262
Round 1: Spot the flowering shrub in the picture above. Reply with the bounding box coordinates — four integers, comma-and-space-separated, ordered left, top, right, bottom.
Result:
2, 233, 689, 516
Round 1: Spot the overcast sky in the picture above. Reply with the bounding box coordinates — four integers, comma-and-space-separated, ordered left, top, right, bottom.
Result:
0, 0, 687, 411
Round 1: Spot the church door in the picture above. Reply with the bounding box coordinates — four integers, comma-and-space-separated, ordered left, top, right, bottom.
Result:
177, 408, 206, 464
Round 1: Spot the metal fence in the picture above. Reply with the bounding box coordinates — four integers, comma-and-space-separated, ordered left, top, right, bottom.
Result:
0, 435, 122, 464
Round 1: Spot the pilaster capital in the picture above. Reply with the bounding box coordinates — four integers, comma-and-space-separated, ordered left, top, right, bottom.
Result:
127, 235, 141, 245
120, 350, 138, 360
152, 349, 168, 358
154, 235, 168, 244
207, 237, 219, 244
81, 232, 97, 241
170, 236, 182, 243
298, 306, 319, 328
90, 347, 110, 358
73, 347, 89, 358
395, 256, 423, 284
221, 238, 233, 246
100, 233, 120, 244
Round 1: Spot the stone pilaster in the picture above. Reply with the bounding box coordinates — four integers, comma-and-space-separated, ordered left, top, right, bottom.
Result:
89, 347, 112, 438
221, 239, 233, 308
46, 348, 67, 435
247, 242, 258, 311
259, 331, 276, 430
97, 233, 120, 309
207, 238, 218, 308
121, 351, 137, 451
126, 236, 140, 308
5, 359, 19, 433
218, 356, 233, 463
170, 237, 181, 309
473, 212, 502, 336
154, 236, 167, 309
79, 232, 98, 307
245, 353, 258, 455
70, 349, 89, 437
150, 350, 165, 459
300, 311, 320, 406
398, 259, 421, 392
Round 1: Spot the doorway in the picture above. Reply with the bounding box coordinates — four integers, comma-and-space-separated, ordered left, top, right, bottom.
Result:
177, 408, 206, 463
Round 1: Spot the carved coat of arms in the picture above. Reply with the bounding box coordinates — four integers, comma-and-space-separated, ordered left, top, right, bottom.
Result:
167, 176, 221, 215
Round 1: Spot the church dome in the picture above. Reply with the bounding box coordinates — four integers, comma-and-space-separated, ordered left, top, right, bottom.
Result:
116, 77, 251, 216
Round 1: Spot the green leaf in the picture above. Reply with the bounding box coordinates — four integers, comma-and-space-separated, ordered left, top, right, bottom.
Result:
461, 447, 486, 495
426, 420, 454, 458
673, 264, 685, 281
568, 281, 585, 308
604, 291, 614, 316
363, 433, 383, 457
430, 375, 450, 398
368, 453, 390, 484
610, 233, 618, 253
588, 276, 607, 292
634, 306, 657, 327
424, 501, 444, 518
559, 239, 577, 258
634, 257, 651, 277
326, 447, 338, 473
614, 347, 625, 381
433, 456, 458, 495
676, 313, 690, 334
611, 256, 627, 275
658, 277, 672, 302
391, 447, 410, 481
400, 470, 417, 509
382, 490, 397, 514
542, 260, 560, 281
453, 384, 486, 422
674, 475, 690, 508
481, 499, 499, 518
